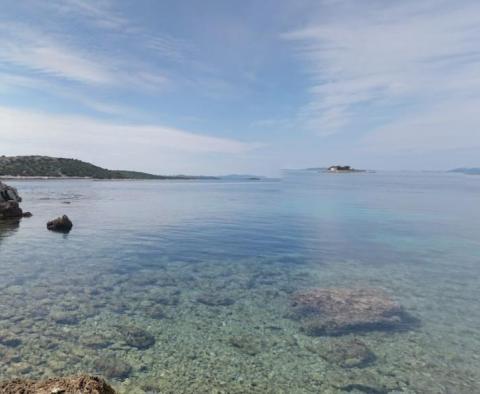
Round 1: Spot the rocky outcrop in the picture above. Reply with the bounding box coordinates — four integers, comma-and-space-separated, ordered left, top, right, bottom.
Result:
0, 201, 24, 219
47, 215, 73, 233
0, 182, 28, 219
0, 181, 22, 203
0, 374, 116, 394
290, 288, 416, 336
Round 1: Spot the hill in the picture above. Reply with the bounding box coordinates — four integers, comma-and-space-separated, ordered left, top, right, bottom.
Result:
0, 156, 215, 180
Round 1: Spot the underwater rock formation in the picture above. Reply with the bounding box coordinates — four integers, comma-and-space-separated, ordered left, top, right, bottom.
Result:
80, 333, 113, 349
0, 330, 22, 348
121, 326, 155, 349
0, 374, 116, 394
291, 288, 414, 336
306, 338, 376, 368
93, 357, 132, 380
47, 214, 73, 233
144, 304, 168, 320
228, 334, 265, 356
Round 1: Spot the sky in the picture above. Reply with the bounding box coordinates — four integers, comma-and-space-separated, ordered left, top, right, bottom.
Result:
0, 0, 479, 176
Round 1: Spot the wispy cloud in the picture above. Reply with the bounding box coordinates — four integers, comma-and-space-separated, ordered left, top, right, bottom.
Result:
37, 0, 190, 63
285, 0, 480, 144
40, 0, 128, 30
0, 22, 171, 93
0, 24, 112, 84
0, 106, 257, 156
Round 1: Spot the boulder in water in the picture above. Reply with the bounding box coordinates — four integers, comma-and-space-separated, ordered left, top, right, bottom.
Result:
47, 214, 73, 233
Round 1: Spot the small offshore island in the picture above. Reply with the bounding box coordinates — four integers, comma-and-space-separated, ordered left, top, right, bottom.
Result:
0, 156, 217, 180
305, 165, 367, 173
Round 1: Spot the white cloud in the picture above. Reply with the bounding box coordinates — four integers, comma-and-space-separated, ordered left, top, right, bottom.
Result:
285, 0, 480, 148
0, 106, 257, 159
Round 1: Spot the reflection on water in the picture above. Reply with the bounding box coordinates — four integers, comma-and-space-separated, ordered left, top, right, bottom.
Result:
0, 174, 479, 393
0, 219, 20, 240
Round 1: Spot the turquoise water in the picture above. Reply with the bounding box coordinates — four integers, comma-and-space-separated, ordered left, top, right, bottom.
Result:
1, 172, 479, 393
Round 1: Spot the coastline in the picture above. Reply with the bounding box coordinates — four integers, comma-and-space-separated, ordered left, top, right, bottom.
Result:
0, 175, 218, 181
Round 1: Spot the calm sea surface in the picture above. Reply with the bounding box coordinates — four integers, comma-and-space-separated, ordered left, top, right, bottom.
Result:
1, 172, 479, 393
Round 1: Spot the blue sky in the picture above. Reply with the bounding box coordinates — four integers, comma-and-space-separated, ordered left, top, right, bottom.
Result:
1, 0, 479, 175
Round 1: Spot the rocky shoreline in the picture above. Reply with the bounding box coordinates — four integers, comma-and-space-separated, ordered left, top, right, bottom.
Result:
0, 374, 115, 394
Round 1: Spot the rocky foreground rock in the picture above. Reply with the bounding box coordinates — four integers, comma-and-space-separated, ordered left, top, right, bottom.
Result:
290, 288, 416, 336
0, 181, 31, 219
0, 374, 116, 394
47, 214, 73, 233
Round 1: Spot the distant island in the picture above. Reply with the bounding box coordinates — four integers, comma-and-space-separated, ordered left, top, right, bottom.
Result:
305, 165, 366, 173
0, 156, 217, 180
449, 168, 480, 175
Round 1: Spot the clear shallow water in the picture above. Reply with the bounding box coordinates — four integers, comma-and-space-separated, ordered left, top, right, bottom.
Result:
1, 172, 480, 393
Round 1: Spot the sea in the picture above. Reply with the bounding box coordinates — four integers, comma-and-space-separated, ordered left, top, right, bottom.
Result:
1, 171, 479, 393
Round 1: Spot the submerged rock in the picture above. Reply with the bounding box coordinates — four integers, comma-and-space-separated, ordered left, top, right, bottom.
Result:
47, 214, 73, 233
228, 334, 265, 356
0, 330, 22, 348
0, 374, 116, 394
306, 338, 376, 368
291, 288, 415, 336
144, 304, 168, 320
196, 292, 235, 306
93, 357, 132, 380
149, 288, 181, 305
121, 326, 155, 349
51, 310, 79, 325
80, 333, 113, 349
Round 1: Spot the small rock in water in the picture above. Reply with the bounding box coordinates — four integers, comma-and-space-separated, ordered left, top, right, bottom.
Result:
47, 215, 73, 233
121, 326, 155, 349
290, 288, 416, 336
93, 357, 132, 380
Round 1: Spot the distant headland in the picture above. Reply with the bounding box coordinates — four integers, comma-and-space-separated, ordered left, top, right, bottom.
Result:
0, 156, 216, 180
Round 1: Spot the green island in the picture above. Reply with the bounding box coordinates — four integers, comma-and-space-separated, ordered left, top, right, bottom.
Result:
0, 156, 216, 180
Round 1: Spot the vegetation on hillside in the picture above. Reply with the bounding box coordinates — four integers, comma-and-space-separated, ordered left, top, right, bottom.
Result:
0, 156, 212, 179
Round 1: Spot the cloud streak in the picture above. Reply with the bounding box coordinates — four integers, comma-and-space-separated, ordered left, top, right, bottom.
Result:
0, 106, 256, 156
285, 0, 480, 147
